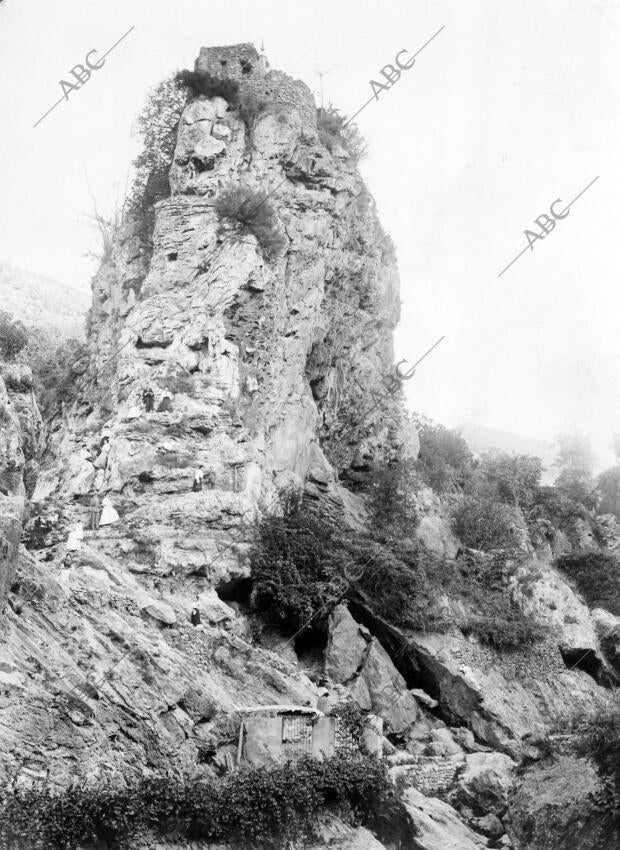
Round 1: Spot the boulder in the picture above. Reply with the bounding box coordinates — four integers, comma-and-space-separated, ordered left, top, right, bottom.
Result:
325, 604, 369, 682
400, 787, 488, 849
137, 593, 176, 625
359, 639, 420, 733
457, 752, 517, 815
471, 813, 504, 839
198, 588, 236, 624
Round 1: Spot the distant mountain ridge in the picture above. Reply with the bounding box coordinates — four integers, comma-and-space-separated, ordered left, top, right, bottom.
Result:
0, 262, 89, 337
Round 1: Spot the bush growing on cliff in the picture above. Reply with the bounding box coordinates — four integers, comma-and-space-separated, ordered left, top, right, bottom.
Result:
0, 754, 390, 849
479, 451, 543, 509
250, 493, 352, 637
317, 104, 368, 164
412, 414, 475, 493
127, 75, 186, 215
365, 459, 420, 541
0, 311, 28, 361
451, 495, 516, 551
215, 183, 287, 258
555, 552, 620, 616
238, 90, 269, 126
175, 69, 241, 105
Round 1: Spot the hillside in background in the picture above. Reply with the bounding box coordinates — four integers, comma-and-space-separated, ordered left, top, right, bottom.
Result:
460, 421, 557, 481
0, 262, 88, 337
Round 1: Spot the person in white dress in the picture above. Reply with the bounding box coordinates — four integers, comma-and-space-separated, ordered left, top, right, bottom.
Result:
66, 521, 84, 552
99, 496, 119, 526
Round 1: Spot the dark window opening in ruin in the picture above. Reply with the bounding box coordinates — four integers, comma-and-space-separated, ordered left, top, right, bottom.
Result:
240, 59, 253, 75
220, 60, 227, 68
167, 252, 178, 261
559, 646, 603, 683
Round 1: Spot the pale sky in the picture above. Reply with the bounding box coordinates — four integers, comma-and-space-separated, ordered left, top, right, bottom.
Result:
1, 0, 619, 467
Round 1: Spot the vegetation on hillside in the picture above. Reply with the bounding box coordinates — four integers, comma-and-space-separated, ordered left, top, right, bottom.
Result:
174, 69, 241, 105
215, 183, 288, 258
0, 753, 391, 850
0, 311, 28, 361
555, 552, 620, 616
317, 104, 368, 164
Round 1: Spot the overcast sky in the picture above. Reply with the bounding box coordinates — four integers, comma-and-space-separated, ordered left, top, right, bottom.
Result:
1, 0, 619, 467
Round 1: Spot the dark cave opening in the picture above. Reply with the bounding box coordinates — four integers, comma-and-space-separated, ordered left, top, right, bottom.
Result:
559, 646, 604, 683
216, 576, 253, 604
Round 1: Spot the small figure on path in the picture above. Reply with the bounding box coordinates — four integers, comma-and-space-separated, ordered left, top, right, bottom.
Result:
192, 468, 204, 492
94, 437, 110, 470
204, 468, 216, 490
142, 387, 155, 413
99, 495, 119, 527
66, 521, 84, 554
190, 597, 201, 626
317, 676, 331, 715
88, 493, 101, 531
157, 392, 173, 413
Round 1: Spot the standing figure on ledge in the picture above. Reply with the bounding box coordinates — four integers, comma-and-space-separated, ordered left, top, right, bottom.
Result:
190, 596, 201, 626
142, 387, 155, 413
99, 495, 119, 527
192, 468, 204, 492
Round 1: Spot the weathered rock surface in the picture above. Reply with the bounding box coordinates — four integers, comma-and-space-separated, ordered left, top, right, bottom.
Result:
400, 787, 489, 849
592, 606, 620, 675
506, 755, 611, 850
0, 364, 42, 606
456, 752, 516, 815
326, 605, 419, 732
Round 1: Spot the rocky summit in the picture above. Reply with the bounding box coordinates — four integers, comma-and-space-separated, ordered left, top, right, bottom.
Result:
0, 43, 618, 850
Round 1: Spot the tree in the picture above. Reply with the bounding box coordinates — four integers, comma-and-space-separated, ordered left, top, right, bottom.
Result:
480, 451, 543, 509
127, 75, 186, 214
413, 414, 474, 493
0, 311, 28, 361
366, 459, 420, 540
553, 433, 595, 504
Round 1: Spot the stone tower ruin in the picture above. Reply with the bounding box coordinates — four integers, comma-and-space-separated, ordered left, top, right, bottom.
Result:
195, 43, 268, 81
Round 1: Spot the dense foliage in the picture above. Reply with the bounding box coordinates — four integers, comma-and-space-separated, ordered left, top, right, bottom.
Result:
127, 74, 186, 215
0, 754, 390, 850
365, 459, 420, 540
317, 105, 368, 164
0, 311, 28, 361
175, 69, 241, 105
250, 493, 352, 636
215, 183, 288, 258
450, 495, 517, 551
555, 552, 620, 615
412, 415, 474, 493
553, 433, 596, 506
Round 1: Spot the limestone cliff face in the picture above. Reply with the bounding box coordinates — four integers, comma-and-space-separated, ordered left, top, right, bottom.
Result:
63, 47, 417, 583
0, 363, 42, 605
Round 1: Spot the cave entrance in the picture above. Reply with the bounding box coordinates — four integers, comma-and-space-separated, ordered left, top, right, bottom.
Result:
216, 576, 253, 605
559, 646, 603, 683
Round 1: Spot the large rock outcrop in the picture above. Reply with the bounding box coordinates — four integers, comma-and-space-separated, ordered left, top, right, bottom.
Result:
0, 363, 42, 607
